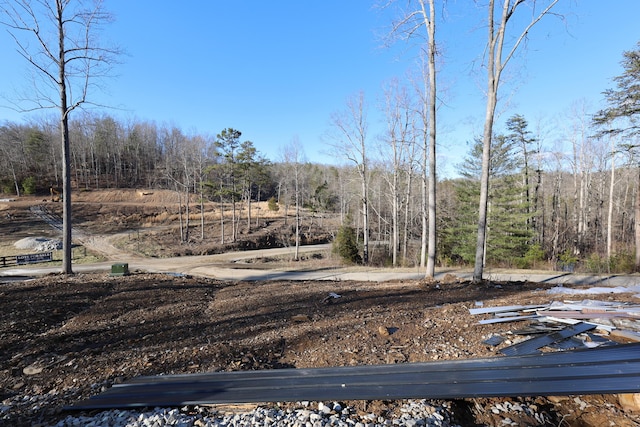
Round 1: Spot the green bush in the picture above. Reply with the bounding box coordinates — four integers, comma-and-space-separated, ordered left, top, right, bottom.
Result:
267, 196, 279, 212
610, 251, 635, 273
332, 224, 361, 264
584, 253, 608, 274
1, 181, 15, 195
584, 251, 635, 274
21, 176, 37, 195
514, 244, 546, 269
557, 249, 578, 272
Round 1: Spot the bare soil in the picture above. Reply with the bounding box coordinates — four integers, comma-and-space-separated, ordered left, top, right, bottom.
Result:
1, 190, 640, 426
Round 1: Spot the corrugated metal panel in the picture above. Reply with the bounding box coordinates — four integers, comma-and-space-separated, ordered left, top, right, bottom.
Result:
500, 322, 596, 356
69, 343, 640, 410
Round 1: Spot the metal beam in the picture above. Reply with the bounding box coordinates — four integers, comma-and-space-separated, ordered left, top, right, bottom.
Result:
69, 343, 640, 410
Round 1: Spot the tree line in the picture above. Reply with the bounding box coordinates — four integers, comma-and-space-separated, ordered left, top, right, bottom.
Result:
1, 102, 637, 273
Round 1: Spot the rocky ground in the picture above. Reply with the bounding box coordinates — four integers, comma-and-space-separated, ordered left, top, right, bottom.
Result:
2, 272, 640, 426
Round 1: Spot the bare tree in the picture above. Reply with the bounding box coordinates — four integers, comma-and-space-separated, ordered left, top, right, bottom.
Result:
607, 135, 617, 259
1, 0, 119, 274
327, 91, 370, 264
473, 0, 560, 282
281, 137, 307, 261
385, 0, 438, 276
379, 79, 414, 266
0, 123, 27, 196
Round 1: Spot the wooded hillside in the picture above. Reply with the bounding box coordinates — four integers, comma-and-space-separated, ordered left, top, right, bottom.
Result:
0, 112, 635, 273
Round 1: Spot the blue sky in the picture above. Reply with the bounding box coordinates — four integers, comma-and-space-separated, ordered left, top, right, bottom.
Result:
1, 1, 639, 176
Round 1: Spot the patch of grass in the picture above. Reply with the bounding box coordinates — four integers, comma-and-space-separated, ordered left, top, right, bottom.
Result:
0, 242, 34, 257
0, 245, 104, 268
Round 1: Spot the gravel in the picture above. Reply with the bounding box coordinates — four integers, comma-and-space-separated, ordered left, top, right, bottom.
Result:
48, 401, 461, 427
13, 236, 62, 251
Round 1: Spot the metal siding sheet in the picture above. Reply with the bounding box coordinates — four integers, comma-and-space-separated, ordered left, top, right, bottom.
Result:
500, 322, 596, 356
69, 343, 640, 410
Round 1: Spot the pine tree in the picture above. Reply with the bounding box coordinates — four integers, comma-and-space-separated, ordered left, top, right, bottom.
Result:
333, 223, 362, 264
446, 135, 532, 267
594, 42, 640, 136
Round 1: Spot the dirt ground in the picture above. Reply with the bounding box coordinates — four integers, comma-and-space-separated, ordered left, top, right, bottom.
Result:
1, 191, 640, 426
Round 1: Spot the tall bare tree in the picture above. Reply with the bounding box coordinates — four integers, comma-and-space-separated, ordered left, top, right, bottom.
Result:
420, 0, 437, 277
379, 79, 414, 266
385, 0, 438, 276
607, 135, 617, 260
327, 91, 370, 264
1, 0, 119, 274
281, 137, 307, 261
473, 0, 560, 282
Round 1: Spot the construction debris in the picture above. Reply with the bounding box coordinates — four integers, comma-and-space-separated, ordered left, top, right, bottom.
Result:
470, 298, 640, 353
500, 322, 596, 356
322, 292, 342, 304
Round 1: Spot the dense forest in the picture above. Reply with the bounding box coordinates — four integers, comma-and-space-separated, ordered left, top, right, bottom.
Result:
0, 107, 636, 273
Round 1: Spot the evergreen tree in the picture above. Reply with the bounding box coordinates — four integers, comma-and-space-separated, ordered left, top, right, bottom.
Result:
446, 135, 532, 267
441, 178, 478, 264
333, 222, 362, 264
594, 41, 640, 136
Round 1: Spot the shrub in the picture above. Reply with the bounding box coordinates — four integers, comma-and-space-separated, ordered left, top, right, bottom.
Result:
267, 196, 279, 212
610, 251, 635, 273
333, 224, 361, 264
557, 249, 578, 272
1, 181, 16, 195
584, 251, 635, 274
22, 176, 37, 195
514, 244, 546, 269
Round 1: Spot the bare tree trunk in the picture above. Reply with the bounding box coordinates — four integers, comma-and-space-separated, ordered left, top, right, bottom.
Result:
635, 168, 640, 271
219, 189, 225, 244
200, 183, 205, 240
184, 185, 190, 242
392, 171, 398, 266
473, 0, 559, 282
11, 163, 20, 196
177, 185, 184, 243
295, 180, 300, 261
421, 152, 427, 268
232, 184, 237, 242
607, 146, 615, 259
474, 80, 498, 282
361, 167, 369, 264
246, 189, 252, 234
423, 0, 438, 278
402, 167, 412, 262
552, 174, 561, 261
61, 112, 73, 274
58, 9, 73, 274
